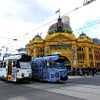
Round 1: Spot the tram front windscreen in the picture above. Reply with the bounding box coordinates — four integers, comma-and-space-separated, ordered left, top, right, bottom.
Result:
49, 56, 67, 69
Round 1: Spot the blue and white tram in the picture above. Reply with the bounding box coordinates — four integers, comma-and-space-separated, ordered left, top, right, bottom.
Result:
31, 55, 68, 82
0, 54, 32, 82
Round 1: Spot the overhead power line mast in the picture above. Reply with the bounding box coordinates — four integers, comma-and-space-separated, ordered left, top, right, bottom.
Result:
83, 0, 96, 6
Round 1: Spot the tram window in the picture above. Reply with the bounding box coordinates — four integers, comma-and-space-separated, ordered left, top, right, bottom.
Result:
45, 60, 47, 68
16, 62, 20, 68
40, 63, 42, 67
47, 62, 49, 68
0, 62, 3, 68
13, 61, 16, 67
3, 62, 6, 68
1, 62, 3, 68
31, 62, 34, 65
0, 63, 1, 68
43, 62, 45, 68
49, 61, 53, 68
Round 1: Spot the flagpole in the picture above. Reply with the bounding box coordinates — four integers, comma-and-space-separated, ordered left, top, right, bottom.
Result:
55, 8, 60, 18
59, 8, 60, 18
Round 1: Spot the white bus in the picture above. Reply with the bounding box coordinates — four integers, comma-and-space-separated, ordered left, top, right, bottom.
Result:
0, 54, 32, 82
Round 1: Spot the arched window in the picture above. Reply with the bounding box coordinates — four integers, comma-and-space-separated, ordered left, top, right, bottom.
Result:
31, 49, 33, 53
77, 47, 83, 51
38, 48, 44, 57
77, 47, 84, 62
89, 48, 92, 52
77, 53, 84, 60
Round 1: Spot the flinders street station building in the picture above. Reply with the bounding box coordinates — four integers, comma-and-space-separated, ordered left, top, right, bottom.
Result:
28, 16, 100, 71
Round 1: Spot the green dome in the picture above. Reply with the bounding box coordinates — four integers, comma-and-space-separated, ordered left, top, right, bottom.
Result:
48, 18, 73, 34
78, 32, 90, 39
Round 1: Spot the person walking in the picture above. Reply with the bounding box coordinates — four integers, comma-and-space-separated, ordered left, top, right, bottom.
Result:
91, 70, 94, 76
80, 70, 83, 76
84, 70, 86, 76
87, 70, 89, 76
94, 70, 97, 76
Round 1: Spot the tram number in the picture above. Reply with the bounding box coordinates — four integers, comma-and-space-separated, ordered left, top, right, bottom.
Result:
59, 57, 65, 59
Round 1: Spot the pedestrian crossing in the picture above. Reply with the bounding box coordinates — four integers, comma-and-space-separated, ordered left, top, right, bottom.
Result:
0, 76, 100, 100
25, 80, 100, 100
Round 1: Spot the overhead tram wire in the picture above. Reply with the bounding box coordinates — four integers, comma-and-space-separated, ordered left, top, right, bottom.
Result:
1, 40, 14, 49
3, 20, 99, 53
0, 0, 96, 54
18, 0, 96, 40
0, 36, 13, 40
1, 20, 99, 47
18, 6, 82, 39
0, 36, 28, 42
18, 18, 57, 39
73, 21, 100, 32
1, 0, 96, 49
0, 36, 28, 51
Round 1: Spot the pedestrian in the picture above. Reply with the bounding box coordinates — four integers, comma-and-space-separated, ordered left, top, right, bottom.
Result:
94, 70, 97, 76
84, 70, 86, 76
87, 70, 89, 76
70, 70, 72, 75
80, 70, 83, 76
91, 70, 94, 76
67, 69, 70, 75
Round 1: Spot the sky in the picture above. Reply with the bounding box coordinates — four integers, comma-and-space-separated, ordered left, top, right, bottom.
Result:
0, 0, 100, 54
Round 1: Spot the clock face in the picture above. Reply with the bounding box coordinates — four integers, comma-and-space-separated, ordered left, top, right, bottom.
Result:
59, 38, 62, 42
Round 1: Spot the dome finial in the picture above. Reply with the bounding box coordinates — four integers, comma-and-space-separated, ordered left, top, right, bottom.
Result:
82, 31, 85, 34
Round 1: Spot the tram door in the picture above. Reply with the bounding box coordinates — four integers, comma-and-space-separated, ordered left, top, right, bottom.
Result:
7, 60, 12, 81
42, 60, 47, 81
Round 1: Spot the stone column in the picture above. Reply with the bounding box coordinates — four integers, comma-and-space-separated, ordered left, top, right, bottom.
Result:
34, 48, 37, 58
72, 45, 77, 70
85, 46, 89, 66
92, 47, 95, 67
45, 42, 50, 55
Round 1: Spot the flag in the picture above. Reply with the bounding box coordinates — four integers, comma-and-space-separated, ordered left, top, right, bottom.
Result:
55, 9, 59, 13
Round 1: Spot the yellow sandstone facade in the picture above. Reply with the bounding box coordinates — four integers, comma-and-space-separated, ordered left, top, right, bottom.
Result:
28, 17, 100, 70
